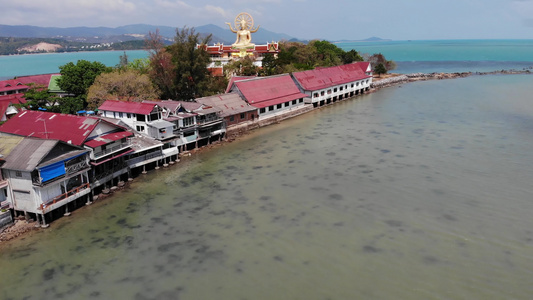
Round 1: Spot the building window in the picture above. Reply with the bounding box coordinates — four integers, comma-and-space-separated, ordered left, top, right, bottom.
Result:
137, 114, 146, 122
284, 102, 289, 107
229, 115, 234, 122
356, 82, 360, 86
351, 83, 354, 88
15, 171, 22, 177
299, 98, 304, 103
127, 113, 131, 118
313, 93, 319, 98
292, 100, 297, 105
260, 108, 266, 113
340, 86, 343, 91
119, 112, 123, 118
334, 88, 338, 92
184, 131, 195, 137
277, 104, 282, 109
327, 89, 332, 94
320, 91, 325, 96
240, 113, 245, 119
136, 125, 145, 132
269, 106, 274, 111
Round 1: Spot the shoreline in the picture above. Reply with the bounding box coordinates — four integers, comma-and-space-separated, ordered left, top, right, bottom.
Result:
1, 68, 531, 245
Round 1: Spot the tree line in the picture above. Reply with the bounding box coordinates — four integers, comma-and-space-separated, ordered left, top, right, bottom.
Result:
19, 27, 395, 114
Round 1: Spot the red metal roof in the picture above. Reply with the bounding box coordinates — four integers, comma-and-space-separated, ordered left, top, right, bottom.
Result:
226, 76, 256, 93
99, 100, 157, 115
0, 110, 101, 146
0, 94, 26, 119
84, 131, 133, 148
234, 75, 308, 108
292, 63, 371, 91
15, 74, 58, 87
0, 79, 29, 93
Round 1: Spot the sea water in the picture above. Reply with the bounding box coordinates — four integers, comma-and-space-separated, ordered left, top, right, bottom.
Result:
2, 40, 533, 79
0, 50, 149, 80
1, 74, 532, 299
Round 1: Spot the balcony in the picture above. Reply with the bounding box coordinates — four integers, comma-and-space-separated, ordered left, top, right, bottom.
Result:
93, 141, 131, 159
40, 183, 91, 213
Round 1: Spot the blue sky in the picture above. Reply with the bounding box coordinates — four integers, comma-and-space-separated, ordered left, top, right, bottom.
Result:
2, 0, 533, 40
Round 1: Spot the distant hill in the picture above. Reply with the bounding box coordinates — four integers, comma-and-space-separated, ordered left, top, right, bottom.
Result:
0, 24, 293, 45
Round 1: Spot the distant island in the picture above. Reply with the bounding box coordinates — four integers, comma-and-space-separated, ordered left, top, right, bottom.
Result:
334, 37, 392, 43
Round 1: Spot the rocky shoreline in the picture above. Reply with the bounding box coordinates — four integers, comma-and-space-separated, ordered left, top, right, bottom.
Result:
372, 68, 531, 88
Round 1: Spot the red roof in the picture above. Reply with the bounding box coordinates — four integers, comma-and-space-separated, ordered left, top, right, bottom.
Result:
225, 76, 256, 93
0, 110, 102, 146
0, 94, 26, 119
292, 63, 371, 91
15, 74, 58, 87
234, 75, 308, 108
0, 79, 29, 93
84, 131, 133, 148
99, 100, 157, 115
357, 62, 371, 73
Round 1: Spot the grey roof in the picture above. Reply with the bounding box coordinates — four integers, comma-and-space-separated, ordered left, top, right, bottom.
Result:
147, 119, 174, 129
2, 138, 57, 171
196, 93, 256, 117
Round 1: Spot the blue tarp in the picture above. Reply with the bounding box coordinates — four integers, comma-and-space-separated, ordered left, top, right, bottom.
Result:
39, 161, 66, 183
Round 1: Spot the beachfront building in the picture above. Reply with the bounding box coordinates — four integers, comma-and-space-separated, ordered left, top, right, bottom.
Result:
227, 74, 309, 118
291, 62, 373, 108
98, 100, 176, 141
195, 93, 257, 127
0, 135, 91, 227
0, 110, 139, 194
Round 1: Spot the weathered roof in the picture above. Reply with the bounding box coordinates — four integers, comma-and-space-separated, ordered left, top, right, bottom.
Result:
0, 134, 25, 157
178, 101, 203, 112
292, 63, 371, 91
99, 100, 157, 115
143, 100, 180, 112
196, 93, 256, 117
84, 131, 133, 148
1, 138, 57, 171
147, 119, 174, 129
0, 110, 100, 146
233, 75, 309, 108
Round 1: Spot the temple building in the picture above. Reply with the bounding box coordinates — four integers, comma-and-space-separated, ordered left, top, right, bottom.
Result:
200, 12, 280, 76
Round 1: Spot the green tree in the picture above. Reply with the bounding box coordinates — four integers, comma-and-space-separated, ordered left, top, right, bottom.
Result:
374, 63, 387, 77
128, 58, 151, 74
259, 53, 282, 76
165, 26, 212, 100
342, 49, 364, 64
21, 83, 59, 111
366, 53, 396, 71
116, 51, 129, 70
146, 29, 176, 100
225, 56, 259, 76
87, 69, 161, 110
56, 60, 111, 113
57, 60, 111, 96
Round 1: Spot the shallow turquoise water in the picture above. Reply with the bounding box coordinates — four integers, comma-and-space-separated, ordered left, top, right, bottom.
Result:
1, 75, 532, 300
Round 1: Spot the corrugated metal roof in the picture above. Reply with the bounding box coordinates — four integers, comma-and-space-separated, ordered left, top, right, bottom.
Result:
143, 100, 180, 112
99, 100, 156, 115
196, 93, 256, 117
234, 75, 308, 108
292, 62, 371, 91
84, 131, 133, 148
0, 79, 29, 93
0, 135, 25, 157
0, 110, 100, 146
2, 138, 57, 171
